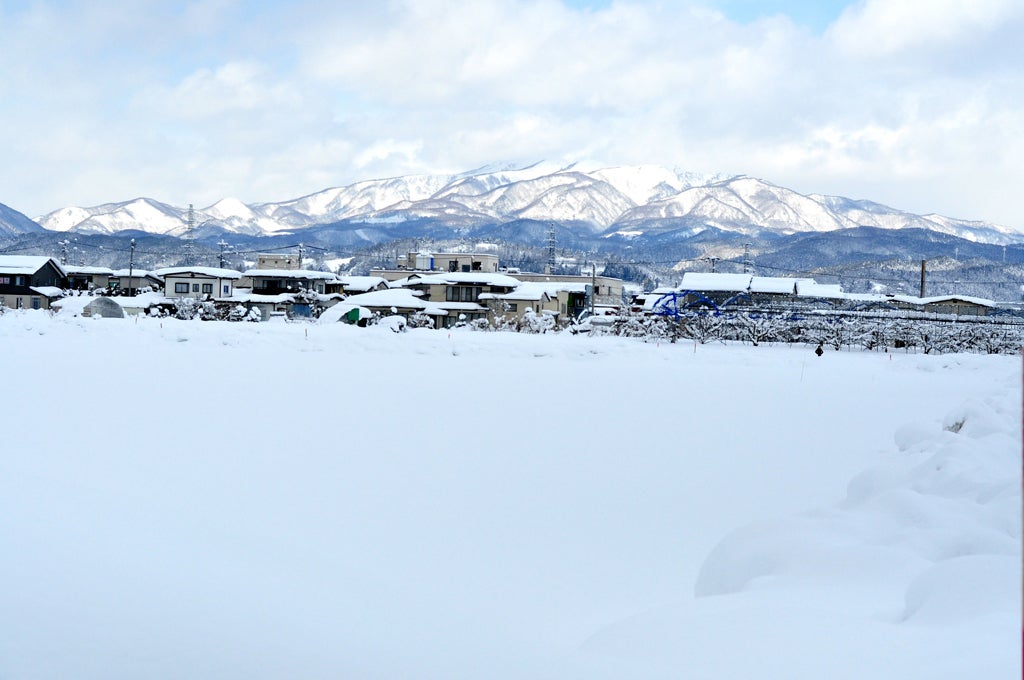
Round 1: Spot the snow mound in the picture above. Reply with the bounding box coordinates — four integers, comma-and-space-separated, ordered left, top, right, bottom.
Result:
902, 554, 1019, 623
695, 398, 1021, 621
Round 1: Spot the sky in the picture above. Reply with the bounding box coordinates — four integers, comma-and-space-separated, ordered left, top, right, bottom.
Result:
1, 0, 1022, 227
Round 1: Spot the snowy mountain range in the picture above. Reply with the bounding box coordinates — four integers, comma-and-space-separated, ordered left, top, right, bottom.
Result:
27, 163, 1023, 246
0, 202, 45, 238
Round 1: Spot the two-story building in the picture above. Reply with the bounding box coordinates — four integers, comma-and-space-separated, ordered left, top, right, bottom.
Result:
395, 272, 521, 326
242, 269, 342, 295
0, 256, 67, 310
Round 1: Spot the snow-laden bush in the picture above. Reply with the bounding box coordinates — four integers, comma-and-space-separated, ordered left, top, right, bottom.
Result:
408, 311, 435, 329
227, 305, 262, 322
173, 298, 199, 320
173, 298, 217, 321
518, 309, 556, 334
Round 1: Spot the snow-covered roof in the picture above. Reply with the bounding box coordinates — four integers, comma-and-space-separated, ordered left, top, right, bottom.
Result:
680, 272, 752, 292
225, 292, 296, 304
65, 265, 115, 276
892, 294, 996, 308
0, 256, 65, 276
243, 268, 339, 280
30, 286, 64, 298
111, 269, 161, 279
342, 288, 429, 309
750, 276, 806, 295
436, 301, 486, 312
401, 272, 521, 288
156, 266, 243, 279
925, 295, 995, 307
479, 280, 582, 301
796, 281, 845, 298
337, 276, 388, 292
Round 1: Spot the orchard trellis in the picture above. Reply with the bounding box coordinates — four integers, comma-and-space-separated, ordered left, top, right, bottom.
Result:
633, 292, 1024, 355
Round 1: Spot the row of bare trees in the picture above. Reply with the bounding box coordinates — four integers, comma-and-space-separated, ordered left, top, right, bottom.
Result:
588, 309, 1024, 355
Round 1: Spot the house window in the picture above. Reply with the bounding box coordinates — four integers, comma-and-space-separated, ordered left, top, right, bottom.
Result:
16, 297, 23, 308
14, 275, 26, 286
31, 297, 40, 310
448, 260, 458, 272
175, 283, 189, 294
202, 283, 213, 295
0, 276, 8, 284
508, 303, 518, 312
192, 284, 200, 293
223, 285, 230, 295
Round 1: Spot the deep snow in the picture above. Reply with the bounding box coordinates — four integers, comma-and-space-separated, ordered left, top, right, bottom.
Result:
0, 311, 1019, 679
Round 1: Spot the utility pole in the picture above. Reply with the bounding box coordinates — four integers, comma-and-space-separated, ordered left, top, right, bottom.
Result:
297, 243, 305, 269
919, 259, 927, 298
706, 256, 719, 273
217, 240, 229, 269
128, 238, 136, 296
590, 263, 596, 316
742, 243, 752, 274
59, 239, 70, 266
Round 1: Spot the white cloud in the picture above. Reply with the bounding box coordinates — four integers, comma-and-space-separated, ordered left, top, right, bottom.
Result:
0, 0, 1022, 227
134, 62, 302, 119
828, 0, 1024, 57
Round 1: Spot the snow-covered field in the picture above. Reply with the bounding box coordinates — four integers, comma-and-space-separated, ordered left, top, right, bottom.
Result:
1, 311, 1019, 679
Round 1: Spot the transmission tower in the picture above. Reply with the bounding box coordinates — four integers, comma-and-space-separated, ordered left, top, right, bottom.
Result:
183, 203, 197, 266
547, 224, 556, 273
742, 243, 753, 274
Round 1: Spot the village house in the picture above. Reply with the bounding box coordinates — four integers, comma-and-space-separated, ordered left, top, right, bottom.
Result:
394, 271, 522, 326
390, 251, 501, 276
242, 269, 342, 295
325, 288, 450, 327
480, 281, 590, 322
0, 256, 67, 310
255, 253, 301, 270
108, 269, 163, 295
158, 266, 243, 299
64, 265, 114, 291
507, 272, 624, 311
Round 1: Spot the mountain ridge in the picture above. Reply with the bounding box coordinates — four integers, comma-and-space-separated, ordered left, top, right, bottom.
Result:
21, 164, 1024, 247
